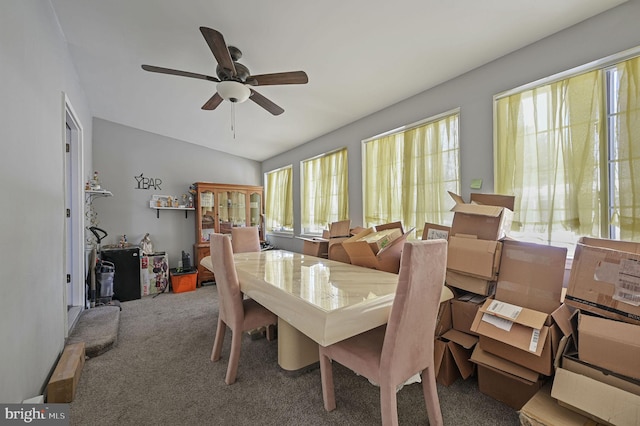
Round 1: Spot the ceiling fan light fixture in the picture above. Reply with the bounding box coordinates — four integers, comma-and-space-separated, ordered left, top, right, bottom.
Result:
217, 81, 250, 103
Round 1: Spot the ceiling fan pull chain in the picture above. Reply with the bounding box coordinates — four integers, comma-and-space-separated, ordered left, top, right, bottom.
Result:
231, 102, 236, 139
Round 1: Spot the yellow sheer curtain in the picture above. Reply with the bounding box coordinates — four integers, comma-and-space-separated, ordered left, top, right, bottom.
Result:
301, 148, 349, 231
265, 166, 293, 232
495, 69, 604, 244
364, 113, 460, 234
613, 56, 640, 240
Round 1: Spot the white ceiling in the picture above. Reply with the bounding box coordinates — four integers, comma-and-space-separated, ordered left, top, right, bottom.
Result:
50, 0, 626, 161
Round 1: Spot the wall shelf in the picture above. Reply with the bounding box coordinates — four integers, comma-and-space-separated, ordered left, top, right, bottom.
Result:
85, 189, 113, 204
149, 194, 194, 218
152, 206, 194, 219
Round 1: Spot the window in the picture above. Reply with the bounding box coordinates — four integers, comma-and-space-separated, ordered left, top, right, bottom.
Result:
265, 165, 293, 234
363, 110, 460, 238
301, 148, 349, 235
495, 52, 640, 253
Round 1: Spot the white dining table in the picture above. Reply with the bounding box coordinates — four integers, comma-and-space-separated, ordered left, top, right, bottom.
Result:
201, 249, 453, 370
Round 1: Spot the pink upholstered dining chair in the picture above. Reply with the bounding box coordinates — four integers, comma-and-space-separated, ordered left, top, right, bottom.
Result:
231, 226, 261, 253
210, 233, 277, 385
319, 239, 447, 426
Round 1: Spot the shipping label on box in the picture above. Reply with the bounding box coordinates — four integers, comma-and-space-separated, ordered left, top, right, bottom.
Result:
471, 299, 568, 376
422, 223, 451, 241
565, 237, 640, 324
471, 299, 548, 356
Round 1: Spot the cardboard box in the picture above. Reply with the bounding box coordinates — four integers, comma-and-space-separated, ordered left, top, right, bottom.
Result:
519, 384, 601, 426
448, 191, 514, 240
561, 336, 640, 397
434, 299, 452, 337
469, 192, 516, 211
577, 312, 640, 381
329, 219, 351, 238
470, 299, 564, 376
495, 240, 566, 315
565, 237, 640, 325
470, 346, 544, 410
446, 270, 496, 296
328, 237, 350, 264
422, 223, 451, 241
354, 228, 402, 254
299, 237, 329, 258
451, 292, 488, 335
433, 329, 478, 386
552, 368, 640, 426
342, 224, 413, 274
47, 342, 85, 403
447, 236, 502, 280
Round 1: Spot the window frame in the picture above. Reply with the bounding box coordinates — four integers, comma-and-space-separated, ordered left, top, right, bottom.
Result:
493, 45, 640, 251
299, 147, 349, 237
264, 164, 294, 236
361, 108, 461, 237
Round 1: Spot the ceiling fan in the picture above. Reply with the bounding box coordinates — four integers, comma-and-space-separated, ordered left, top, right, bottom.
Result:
141, 27, 308, 116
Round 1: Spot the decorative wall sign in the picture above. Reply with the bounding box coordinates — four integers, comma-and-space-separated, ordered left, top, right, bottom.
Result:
135, 173, 162, 190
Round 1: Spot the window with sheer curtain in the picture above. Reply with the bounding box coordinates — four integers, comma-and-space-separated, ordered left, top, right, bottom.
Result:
301, 148, 349, 235
495, 53, 640, 253
363, 110, 460, 238
265, 165, 293, 234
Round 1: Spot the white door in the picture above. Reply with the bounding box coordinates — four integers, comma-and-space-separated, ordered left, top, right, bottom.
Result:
64, 97, 85, 334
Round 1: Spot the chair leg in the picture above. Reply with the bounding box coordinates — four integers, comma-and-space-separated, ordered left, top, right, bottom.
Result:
225, 329, 242, 385
211, 317, 226, 362
379, 382, 399, 426
319, 352, 336, 411
421, 366, 443, 426
266, 324, 277, 341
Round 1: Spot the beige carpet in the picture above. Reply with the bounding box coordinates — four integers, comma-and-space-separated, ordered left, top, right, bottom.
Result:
69, 286, 520, 425
67, 305, 120, 358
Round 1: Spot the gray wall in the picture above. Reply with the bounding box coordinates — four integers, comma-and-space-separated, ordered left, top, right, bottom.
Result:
263, 0, 640, 253
91, 118, 261, 267
0, 1, 93, 402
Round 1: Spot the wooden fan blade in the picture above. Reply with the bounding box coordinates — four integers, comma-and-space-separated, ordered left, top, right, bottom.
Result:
141, 65, 219, 82
249, 89, 284, 115
246, 71, 308, 86
202, 93, 224, 110
199, 27, 236, 76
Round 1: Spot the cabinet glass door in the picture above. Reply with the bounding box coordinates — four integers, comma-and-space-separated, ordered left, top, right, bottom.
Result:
199, 190, 216, 242
249, 192, 262, 235
218, 190, 246, 233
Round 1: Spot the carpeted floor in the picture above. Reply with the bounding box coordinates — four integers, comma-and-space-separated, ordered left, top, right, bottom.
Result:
69, 286, 520, 425
67, 305, 120, 358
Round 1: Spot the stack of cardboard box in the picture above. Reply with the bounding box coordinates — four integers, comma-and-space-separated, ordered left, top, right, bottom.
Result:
545, 237, 640, 425
299, 219, 353, 260
469, 239, 569, 410
341, 221, 414, 273
426, 193, 515, 388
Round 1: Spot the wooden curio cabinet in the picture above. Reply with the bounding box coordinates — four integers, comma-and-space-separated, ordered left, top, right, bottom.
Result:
193, 182, 264, 286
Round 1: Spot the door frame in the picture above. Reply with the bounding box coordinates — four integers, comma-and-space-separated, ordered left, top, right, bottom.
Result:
63, 93, 86, 335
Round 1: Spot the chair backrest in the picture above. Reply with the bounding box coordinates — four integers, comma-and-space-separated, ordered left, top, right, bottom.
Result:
210, 233, 245, 326
231, 227, 261, 253
380, 239, 447, 383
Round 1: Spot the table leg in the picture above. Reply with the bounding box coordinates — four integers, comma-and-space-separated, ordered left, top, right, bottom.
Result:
277, 318, 319, 371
